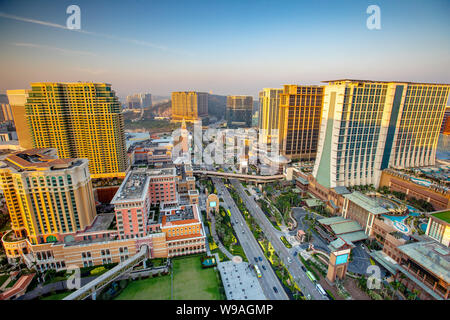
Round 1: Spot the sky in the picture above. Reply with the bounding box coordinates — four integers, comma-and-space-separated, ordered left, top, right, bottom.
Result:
0, 0, 449, 99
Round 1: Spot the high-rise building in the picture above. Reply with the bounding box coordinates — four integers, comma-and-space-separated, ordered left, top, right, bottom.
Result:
441, 106, 450, 135
0, 103, 13, 123
278, 85, 324, 160
226, 95, 253, 128
6, 89, 33, 149
258, 88, 283, 146
0, 148, 96, 244
14, 82, 128, 177
171, 91, 208, 123
126, 93, 152, 109
313, 79, 450, 188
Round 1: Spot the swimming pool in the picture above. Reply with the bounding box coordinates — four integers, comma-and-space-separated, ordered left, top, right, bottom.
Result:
382, 214, 406, 223
393, 221, 410, 233
420, 223, 428, 233
410, 177, 432, 187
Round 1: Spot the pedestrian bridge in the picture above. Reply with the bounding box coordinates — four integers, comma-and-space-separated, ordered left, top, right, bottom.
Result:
63, 245, 149, 300
194, 170, 284, 183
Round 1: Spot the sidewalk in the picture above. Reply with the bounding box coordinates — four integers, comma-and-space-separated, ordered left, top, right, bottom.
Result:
209, 213, 234, 260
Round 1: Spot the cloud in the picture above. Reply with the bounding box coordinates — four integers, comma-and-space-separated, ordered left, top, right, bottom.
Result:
73, 67, 106, 75
13, 42, 98, 57
0, 12, 175, 53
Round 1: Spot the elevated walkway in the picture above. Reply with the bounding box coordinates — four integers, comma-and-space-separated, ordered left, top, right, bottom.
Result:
194, 170, 284, 183
63, 245, 149, 300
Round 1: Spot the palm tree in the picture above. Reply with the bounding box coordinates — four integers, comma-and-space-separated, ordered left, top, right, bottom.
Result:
391, 281, 401, 299
407, 289, 420, 300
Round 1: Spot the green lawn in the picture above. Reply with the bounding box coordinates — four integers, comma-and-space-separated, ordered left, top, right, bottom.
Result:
115, 275, 171, 300
172, 256, 222, 300
115, 256, 222, 300
41, 291, 73, 300
0, 274, 9, 287
431, 210, 450, 223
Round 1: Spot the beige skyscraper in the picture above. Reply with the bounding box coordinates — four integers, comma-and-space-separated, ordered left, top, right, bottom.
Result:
0, 148, 96, 244
313, 79, 450, 188
6, 89, 33, 149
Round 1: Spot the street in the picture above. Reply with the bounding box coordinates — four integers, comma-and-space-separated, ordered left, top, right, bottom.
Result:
229, 179, 327, 300
212, 177, 289, 300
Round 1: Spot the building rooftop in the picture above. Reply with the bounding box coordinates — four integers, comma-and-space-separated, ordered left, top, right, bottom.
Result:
370, 250, 399, 275
318, 216, 348, 225
339, 231, 368, 243
397, 241, 450, 284
0, 148, 84, 172
344, 191, 390, 215
330, 221, 363, 235
322, 79, 450, 86
333, 186, 351, 195
429, 210, 450, 224
217, 261, 266, 300
111, 171, 150, 204
161, 205, 199, 226
304, 198, 324, 208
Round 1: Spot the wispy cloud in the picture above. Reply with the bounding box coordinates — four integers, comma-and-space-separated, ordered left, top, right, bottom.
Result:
73, 67, 107, 75
13, 42, 98, 57
0, 12, 175, 53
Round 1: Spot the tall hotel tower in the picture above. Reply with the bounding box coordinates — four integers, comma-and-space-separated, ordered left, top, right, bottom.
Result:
258, 88, 283, 146
0, 148, 96, 244
313, 79, 450, 188
226, 95, 253, 128
171, 91, 208, 123
11, 82, 128, 178
278, 85, 324, 160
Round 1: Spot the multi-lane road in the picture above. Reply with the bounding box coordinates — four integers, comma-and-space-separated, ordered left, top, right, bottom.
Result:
212, 177, 288, 300
229, 179, 328, 300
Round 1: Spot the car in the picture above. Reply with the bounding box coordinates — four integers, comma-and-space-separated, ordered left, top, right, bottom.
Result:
273, 287, 278, 293
261, 265, 266, 270
301, 266, 307, 272
231, 222, 234, 226
361, 244, 365, 250
254, 257, 258, 263
242, 230, 245, 234
287, 257, 292, 263
293, 251, 298, 257
258, 257, 263, 261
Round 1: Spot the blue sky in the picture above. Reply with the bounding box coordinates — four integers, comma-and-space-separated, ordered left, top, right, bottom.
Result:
0, 0, 449, 99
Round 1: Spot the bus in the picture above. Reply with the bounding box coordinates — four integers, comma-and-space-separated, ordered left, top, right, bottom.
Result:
316, 283, 327, 296
254, 265, 262, 278
306, 271, 317, 283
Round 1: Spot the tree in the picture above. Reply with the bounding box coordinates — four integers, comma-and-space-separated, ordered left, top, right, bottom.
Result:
391, 281, 401, 299
407, 289, 420, 300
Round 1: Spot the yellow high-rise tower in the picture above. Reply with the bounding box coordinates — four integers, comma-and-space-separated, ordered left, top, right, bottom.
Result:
0, 148, 96, 244
258, 88, 283, 146
171, 91, 208, 123
278, 85, 324, 160
19, 82, 128, 178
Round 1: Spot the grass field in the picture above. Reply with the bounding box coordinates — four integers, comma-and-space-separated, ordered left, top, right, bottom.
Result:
40, 291, 72, 300
115, 256, 222, 300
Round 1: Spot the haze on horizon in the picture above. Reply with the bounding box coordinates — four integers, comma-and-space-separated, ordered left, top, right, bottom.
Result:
0, 0, 449, 99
